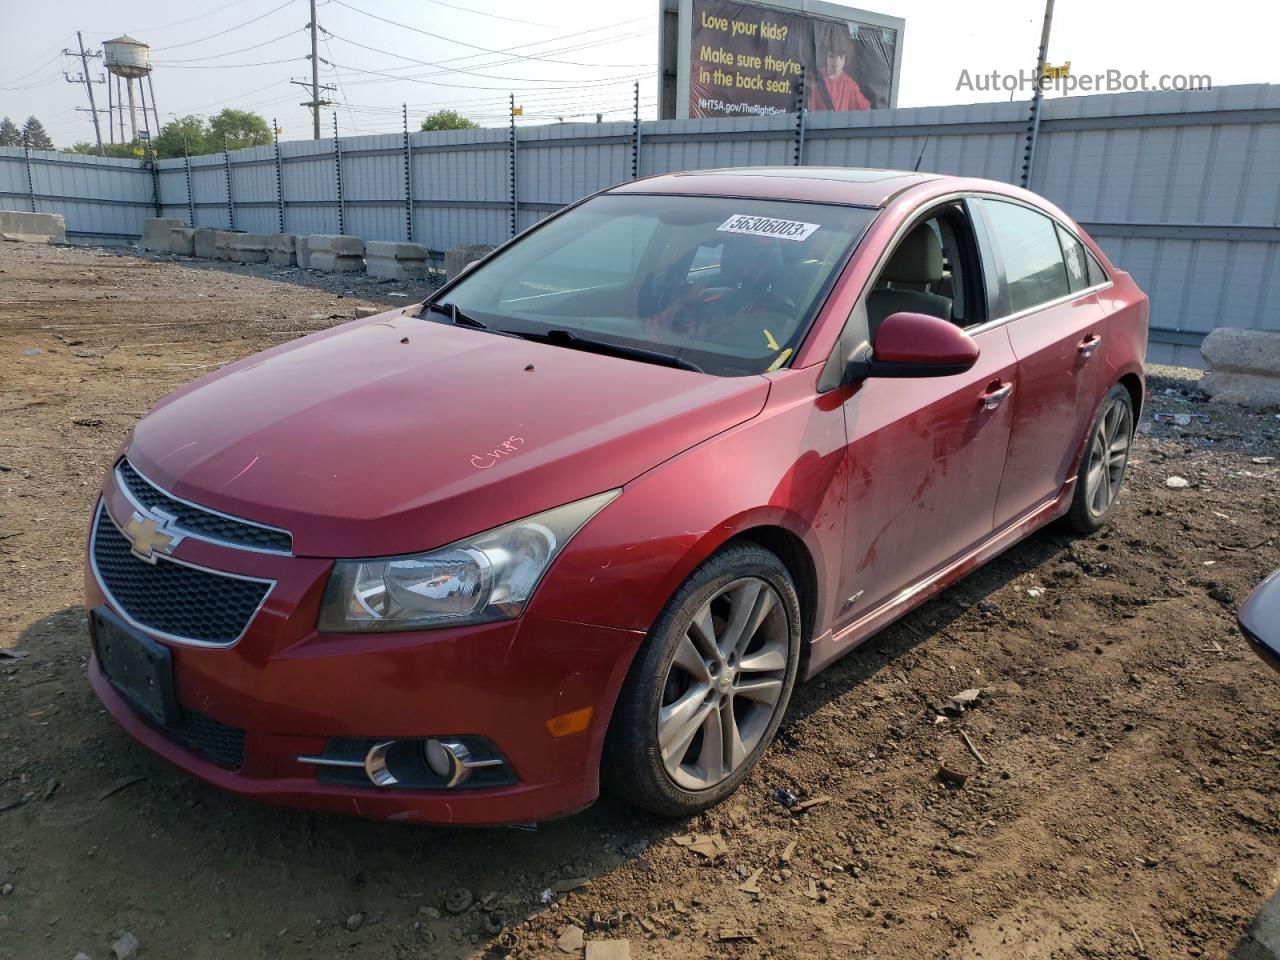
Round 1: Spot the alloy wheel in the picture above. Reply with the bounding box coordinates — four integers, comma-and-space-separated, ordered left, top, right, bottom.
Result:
656, 577, 790, 791
1084, 397, 1132, 517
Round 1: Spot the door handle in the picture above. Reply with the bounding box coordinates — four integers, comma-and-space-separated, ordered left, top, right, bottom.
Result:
1078, 334, 1102, 358
979, 382, 1013, 410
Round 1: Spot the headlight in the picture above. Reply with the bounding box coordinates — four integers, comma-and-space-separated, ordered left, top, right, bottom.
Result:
317, 490, 619, 633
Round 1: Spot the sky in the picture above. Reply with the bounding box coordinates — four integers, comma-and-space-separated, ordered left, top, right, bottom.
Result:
1, 0, 1276, 149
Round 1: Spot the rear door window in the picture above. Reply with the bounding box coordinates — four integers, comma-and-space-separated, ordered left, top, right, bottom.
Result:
979, 199, 1072, 315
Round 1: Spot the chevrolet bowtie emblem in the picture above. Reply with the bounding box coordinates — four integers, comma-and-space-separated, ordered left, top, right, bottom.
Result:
122, 510, 183, 563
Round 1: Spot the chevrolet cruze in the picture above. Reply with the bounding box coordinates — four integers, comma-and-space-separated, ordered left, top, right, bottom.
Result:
86, 167, 1148, 823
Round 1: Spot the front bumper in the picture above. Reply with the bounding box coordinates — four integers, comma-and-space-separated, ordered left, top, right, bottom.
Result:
86, 484, 644, 825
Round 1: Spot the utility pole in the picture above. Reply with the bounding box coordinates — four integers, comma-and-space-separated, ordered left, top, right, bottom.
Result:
1019, 0, 1055, 188
65, 32, 105, 154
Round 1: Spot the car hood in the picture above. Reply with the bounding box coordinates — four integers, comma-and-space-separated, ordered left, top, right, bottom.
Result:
126, 310, 769, 557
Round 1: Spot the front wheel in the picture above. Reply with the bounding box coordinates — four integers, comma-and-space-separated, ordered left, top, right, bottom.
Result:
1064, 383, 1135, 534
602, 543, 802, 817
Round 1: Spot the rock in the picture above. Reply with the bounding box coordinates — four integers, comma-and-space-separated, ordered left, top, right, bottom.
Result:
557, 924, 585, 953
74, 952, 91, 960
672, 833, 728, 857
943, 688, 983, 715
110, 931, 139, 960
354, 306, 381, 319
21, 348, 43, 356
937, 764, 970, 786
344, 913, 364, 931
585, 941, 631, 960
443, 887, 473, 914
0, 883, 11, 895
1165, 476, 1191, 489
550, 876, 589, 894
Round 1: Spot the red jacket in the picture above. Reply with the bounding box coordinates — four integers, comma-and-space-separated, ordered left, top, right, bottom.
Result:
810, 72, 871, 112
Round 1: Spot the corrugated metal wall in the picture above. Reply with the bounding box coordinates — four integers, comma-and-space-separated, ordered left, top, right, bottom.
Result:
2, 83, 1277, 353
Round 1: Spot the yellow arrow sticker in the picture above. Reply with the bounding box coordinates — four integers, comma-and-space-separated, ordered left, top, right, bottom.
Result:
766, 348, 793, 372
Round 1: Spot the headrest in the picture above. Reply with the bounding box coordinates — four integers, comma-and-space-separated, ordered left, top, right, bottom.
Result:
719, 235, 784, 288
882, 225, 943, 284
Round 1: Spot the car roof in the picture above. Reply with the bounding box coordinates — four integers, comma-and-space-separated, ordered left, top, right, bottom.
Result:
609, 166, 948, 208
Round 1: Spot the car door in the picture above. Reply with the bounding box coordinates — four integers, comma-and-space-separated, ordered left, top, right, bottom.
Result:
973, 198, 1112, 529
834, 200, 1018, 631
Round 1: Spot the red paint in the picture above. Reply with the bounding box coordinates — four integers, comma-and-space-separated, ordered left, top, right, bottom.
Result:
86, 168, 1148, 824
872, 311, 981, 366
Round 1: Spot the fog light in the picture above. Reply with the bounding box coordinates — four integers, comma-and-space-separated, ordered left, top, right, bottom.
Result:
424, 738, 458, 780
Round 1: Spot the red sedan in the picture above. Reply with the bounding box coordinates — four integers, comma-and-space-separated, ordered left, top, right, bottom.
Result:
86, 167, 1148, 824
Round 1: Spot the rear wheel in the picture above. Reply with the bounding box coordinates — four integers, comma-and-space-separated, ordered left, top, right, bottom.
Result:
603, 543, 801, 817
1065, 383, 1134, 533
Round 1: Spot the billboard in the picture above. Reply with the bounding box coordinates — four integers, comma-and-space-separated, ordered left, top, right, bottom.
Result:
659, 0, 904, 120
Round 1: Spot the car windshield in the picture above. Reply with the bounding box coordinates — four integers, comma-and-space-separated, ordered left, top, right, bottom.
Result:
438, 193, 877, 376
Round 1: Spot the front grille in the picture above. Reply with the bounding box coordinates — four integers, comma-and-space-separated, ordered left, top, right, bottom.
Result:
168, 709, 246, 770
93, 505, 272, 646
116, 460, 292, 555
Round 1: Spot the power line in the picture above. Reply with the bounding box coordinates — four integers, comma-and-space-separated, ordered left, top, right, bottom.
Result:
330, 0, 648, 68
106, 0, 259, 35
152, 28, 305, 64
152, 0, 297, 51
157, 57, 308, 70
416, 0, 555, 27
319, 27, 652, 81
321, 57, 649, 93
0, 49, 67, 87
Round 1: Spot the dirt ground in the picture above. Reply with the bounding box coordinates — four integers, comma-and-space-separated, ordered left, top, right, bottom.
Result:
0, 240, 1277, 960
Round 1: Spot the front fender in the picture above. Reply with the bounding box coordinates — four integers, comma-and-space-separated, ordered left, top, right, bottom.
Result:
526, 368, 849, 641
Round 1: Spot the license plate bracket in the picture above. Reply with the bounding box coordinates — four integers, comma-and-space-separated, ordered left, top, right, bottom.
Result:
92, 606, 179, 727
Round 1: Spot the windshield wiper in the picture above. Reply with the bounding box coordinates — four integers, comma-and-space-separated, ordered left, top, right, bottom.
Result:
423, 300, 487, 330
519, 328, 704, 373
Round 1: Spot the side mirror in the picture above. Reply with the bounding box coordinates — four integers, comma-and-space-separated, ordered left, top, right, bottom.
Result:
853, 311, 980, 380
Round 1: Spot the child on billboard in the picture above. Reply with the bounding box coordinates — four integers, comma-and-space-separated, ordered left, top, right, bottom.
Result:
809, 20, 871, 112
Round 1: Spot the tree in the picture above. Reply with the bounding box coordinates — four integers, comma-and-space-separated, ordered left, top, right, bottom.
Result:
67, 141, 141, 159
420, 109, 478, 131
0, 117, 20, 147
207, 109, 271, 151
153, 115, 212, 159
21, 115, 54, 150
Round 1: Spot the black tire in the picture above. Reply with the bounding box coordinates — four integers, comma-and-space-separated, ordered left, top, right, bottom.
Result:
602, 542, 802, 818
1064, 383, 1135, 534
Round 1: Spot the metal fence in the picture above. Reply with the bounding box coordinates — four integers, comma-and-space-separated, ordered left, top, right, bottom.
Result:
2, 82, 1277, 360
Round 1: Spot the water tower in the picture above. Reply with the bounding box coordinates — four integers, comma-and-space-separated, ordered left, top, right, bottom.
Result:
103, 36, 159, 143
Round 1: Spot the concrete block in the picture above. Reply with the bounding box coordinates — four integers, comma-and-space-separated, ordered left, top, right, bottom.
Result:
168, 227, 195, 256
309, 251, 364, 272
1199, 371, 1280, 408
192, 228, 218, 259
307, 234, 363, 256
265, 233, 297, 267
296, 235, 316, 269
214, 231, 269, 263
1200, 327, 1280, 408
445, 244, 495, 280
139, 217, 184, 252
365, 240, 428, 260
0, 210, 66, 243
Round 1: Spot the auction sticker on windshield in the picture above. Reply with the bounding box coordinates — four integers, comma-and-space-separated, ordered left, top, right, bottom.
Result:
717, 214, 820, 242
